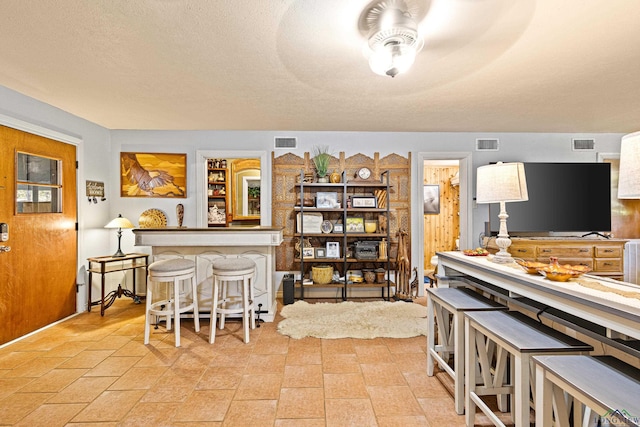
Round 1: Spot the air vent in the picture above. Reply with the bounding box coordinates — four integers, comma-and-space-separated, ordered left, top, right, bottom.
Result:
274, 137, 297, 149
572, 138, 595, 151
476, 138, 499, 151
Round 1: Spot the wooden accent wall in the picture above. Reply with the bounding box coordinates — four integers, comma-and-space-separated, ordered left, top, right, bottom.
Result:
423, 165, 460, 270
272, 151, 411, 272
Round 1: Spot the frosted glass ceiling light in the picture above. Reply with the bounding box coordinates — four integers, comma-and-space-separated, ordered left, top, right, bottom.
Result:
363, 1, 424, 78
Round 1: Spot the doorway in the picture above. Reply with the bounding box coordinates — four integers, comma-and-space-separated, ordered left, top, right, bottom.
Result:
0, 124, 78, 345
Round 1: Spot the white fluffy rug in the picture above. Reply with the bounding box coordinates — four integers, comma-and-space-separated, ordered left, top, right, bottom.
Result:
277, 300, 428, 339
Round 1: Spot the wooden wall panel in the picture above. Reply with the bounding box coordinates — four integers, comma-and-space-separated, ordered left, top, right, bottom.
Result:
423, 165, 460, 270
272, 151, 411, 272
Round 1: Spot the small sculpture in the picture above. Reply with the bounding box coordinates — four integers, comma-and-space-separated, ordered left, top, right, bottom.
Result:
176, 203, 184, 227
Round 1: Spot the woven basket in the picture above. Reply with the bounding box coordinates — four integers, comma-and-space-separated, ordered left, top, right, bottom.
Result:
312, 265, 333, 284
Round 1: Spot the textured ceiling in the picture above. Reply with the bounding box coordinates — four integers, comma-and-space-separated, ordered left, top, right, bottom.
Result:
1, 0, 639, 133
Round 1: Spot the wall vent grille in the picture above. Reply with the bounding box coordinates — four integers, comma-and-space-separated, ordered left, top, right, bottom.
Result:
572, 138, 595, 151
274, 137, 297, 149
476, 138, 499, 151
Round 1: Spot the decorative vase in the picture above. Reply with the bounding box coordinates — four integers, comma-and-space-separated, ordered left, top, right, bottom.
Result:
329, 170, 341, 183
317, 175, 329, 183
176, 203, 184, 227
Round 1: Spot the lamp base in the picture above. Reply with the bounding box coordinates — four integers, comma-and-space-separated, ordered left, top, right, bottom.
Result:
112, 249, 126, 257
491, 250, 514, 264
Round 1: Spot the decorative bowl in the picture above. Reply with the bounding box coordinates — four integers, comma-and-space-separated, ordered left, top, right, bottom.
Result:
537, 265, 586, 282
514, 259, 548, 274
312, 265, 333, 284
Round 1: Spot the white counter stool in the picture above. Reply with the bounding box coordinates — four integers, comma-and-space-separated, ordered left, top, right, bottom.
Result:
464, 311, 593, 427
534, 355, 640, 427
427, 287, 507, 414
209, 257, 256, 344
144, 258, 200, 347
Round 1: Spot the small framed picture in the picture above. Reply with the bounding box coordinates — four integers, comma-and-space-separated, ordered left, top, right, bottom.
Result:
302, 247, 315, 259
333, 222, 343, 233
321, 220, 333, 233
326, 241, 340, 258
316, 192, 339, 208
315, 248, 326, 258
346, 216, 364, 233
352, 195, 377, 208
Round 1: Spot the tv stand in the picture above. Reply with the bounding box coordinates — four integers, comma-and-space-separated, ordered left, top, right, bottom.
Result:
484, 237, 627, 279
581, 232, 611, 239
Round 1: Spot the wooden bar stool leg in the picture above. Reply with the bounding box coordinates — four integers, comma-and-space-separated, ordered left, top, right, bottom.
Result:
144, 280, 153, 344
192, 274, 200, 333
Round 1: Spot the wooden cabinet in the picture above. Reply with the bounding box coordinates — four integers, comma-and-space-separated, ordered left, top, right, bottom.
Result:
207, 159, 229, 227
294, 170, 393, 300
486, 238, 627, 279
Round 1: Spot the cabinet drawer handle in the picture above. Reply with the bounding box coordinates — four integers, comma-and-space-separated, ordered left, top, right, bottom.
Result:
541, 249, 551, 253
603, 249, 614, 253
580, 249, 589, 252
516, 249, 527, 253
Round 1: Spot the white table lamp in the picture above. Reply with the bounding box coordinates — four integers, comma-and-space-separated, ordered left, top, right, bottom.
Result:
618, 131, 640, 199
476, 162, 528, 263
105, 214, 135, 257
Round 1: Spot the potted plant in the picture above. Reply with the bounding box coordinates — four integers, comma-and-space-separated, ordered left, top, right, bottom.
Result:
312, 145, 331, 182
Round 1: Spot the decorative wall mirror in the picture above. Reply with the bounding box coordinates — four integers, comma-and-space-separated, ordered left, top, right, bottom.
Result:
231, 158, 261, 221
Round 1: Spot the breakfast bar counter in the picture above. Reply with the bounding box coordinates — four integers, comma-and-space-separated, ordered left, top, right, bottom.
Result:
437, 251, 640, 342
134, 227, 284, 322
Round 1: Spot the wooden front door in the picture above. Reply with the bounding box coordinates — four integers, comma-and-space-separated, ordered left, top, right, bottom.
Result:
0, 125, 77, 345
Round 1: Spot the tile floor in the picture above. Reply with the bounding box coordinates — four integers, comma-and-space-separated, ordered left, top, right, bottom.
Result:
0, 297, 468, 426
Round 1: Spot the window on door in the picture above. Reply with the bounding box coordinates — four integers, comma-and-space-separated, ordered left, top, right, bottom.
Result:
16, 152, 63, 213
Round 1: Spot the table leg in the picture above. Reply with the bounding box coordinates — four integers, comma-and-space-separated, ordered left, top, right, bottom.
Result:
101, 272, 106, 316
88, 269, 93, 312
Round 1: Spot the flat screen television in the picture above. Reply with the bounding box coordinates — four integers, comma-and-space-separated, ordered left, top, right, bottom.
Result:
488, 162, 611, 235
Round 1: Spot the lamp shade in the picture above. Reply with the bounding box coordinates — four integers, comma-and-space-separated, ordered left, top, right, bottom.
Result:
618, 131, 640, 199
105, 214, 135, 229
476, 162, 529, 204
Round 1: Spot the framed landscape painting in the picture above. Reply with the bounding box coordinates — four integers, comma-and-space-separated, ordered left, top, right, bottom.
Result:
120, 152, 187, 198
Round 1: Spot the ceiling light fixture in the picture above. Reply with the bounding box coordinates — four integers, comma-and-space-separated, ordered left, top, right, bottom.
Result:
363, 0, 424, 78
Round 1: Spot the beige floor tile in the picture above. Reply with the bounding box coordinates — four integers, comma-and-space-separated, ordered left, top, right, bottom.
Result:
282, 364, 323, 388
117, 401, 180, 426
354, 344, 394, 363
0, 351, 41, 369
108, 365, 167, 390
39, 341, 91, 358
245, 353, 286, 374
19, 368, 87, 393
323, 373, 369, 399
285, 350, 322, 365
140, 384, 193, 403
196, 366, 243, 390
403, 371, 451, 398
13, 403, 86, 427
0, 392, 55, 424
274, 419, 325, 427
222, 399, 277, 426
71, 389, 146, 422
110, 340, 154, 357
367, 385, 424, 417
0, 377, 35, 400
417, 397, 467, 426
86, 334, 134, 350
384, 337, 427, 354
377, 415, 431, 426
360, 363, 407, 386
134, 346, 181, 367
321, 339, 355, 354
234, 373, 282, 400
4, 356, 68, 378
276, 387, 325, 419
85, 356, 140, 378
324, 398, 377, 427
322, 353, 361, 374
173, 390, 234, 422
57, 349, 115, 369
252, 335, 290, 354
47, 376, 118, 404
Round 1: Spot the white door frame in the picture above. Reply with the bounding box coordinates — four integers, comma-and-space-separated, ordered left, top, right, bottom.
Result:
412, 151, 473, 295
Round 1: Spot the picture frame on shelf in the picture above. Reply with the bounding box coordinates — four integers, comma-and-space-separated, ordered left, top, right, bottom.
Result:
315, 248, 326, 258
333, 222, 343, 233
302, 247, 315, 259
316, 192, 340, 208
320, 220, 333, 233
346, 216, 365, 233
326, 241, 340, 258
351, 195, 377, 208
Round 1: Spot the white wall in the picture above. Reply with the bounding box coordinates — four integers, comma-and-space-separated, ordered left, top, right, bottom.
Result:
0, 85, 626, 303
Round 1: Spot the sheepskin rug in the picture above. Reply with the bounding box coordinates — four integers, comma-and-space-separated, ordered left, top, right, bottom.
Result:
277, 300, 428, 339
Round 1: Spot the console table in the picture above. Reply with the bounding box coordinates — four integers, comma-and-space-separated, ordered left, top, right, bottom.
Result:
87, 253, 149, 316
437, 251, 640, 344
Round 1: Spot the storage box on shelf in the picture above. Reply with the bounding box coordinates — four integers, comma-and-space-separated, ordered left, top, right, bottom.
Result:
485, 237, 626, 279
294, 170, 394, 300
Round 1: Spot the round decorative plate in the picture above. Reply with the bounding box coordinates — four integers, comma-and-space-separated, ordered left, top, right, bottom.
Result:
139, 208, 167, 228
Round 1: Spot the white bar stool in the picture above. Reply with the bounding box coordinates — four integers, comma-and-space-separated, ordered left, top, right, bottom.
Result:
144, 258, 200, 347
209, 257, 256, 344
